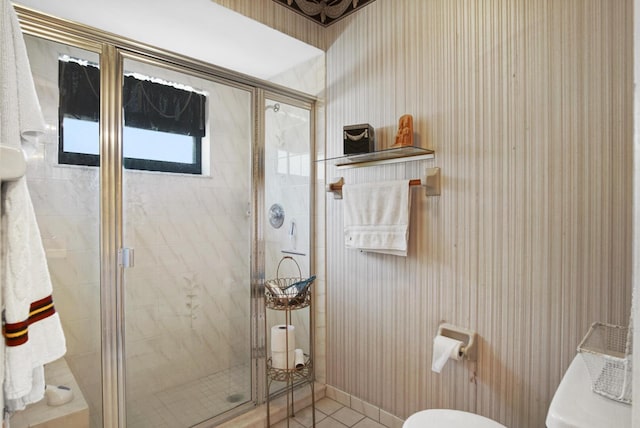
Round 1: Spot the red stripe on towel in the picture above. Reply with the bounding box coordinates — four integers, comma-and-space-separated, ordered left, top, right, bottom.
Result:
3, 294, 58, 347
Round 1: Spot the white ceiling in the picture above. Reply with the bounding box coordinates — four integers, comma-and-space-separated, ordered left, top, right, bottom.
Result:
14, 0, 323, 80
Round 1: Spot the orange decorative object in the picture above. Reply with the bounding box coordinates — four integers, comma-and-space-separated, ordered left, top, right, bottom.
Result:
392, 114, 414, 148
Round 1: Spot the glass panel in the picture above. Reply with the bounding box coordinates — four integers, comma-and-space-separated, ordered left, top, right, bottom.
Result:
23, 35, 103, 428
122, 57, 253, 427
122, 127, 194, 163
61, 118, 198, 163
263, 99, 313, 395
61, 118, 99, 155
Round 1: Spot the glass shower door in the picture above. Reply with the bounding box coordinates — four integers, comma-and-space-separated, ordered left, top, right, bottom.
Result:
23, 34, 104, 428
121, 56, 254, 427
263, 97, 313, 398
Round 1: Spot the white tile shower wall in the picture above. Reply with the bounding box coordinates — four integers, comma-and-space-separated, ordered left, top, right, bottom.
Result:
323, 1, 633, 428
269, 54, 325, 99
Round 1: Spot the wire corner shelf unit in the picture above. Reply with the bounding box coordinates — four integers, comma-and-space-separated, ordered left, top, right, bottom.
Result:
264, 256, 316, 427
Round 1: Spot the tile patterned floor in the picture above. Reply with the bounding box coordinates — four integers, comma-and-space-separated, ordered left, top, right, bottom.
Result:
126, 364, 252, 428
272, 397, 386, 428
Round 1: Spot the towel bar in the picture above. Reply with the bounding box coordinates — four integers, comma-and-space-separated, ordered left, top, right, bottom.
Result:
326, 167, 441, 199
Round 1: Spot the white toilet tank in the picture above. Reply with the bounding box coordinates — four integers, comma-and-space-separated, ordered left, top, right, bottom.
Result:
546, 355, 631, 428
403, 409, 506, 428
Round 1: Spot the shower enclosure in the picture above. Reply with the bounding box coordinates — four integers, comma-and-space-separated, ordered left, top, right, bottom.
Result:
18, 6, 315, 427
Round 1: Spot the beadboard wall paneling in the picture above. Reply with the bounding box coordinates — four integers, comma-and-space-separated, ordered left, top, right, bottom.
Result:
323, 1, 633, 428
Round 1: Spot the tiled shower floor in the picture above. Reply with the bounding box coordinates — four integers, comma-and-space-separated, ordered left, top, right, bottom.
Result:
126, 364, 252, 428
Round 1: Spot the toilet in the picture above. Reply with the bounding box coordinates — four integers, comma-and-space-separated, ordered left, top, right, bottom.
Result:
404, 354, 632, 428
403, 409, 506, 428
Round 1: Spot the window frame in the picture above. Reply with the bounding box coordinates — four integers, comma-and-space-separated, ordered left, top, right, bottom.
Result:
58, 60, 205, 175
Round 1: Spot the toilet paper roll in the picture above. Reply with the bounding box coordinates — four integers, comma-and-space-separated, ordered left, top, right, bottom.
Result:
294, 348, 305, 369
431, 335, 463, 373
271, 324, 295, 352
272, 350, 296, 369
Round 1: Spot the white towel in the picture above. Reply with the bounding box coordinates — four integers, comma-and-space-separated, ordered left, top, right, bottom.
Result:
0, 0, 65, 413
1, 0, 46, 149
343, 180, 412, 256
2, 178, 67, 412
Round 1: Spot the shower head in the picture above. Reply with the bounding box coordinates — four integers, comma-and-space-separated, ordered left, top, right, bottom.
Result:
266, 103, 281, 112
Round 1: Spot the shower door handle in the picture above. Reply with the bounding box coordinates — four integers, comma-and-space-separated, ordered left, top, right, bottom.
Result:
118, 248, 135, 268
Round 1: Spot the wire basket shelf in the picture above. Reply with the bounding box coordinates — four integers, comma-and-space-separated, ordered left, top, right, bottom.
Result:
577, 322, 632, 404
266, 354, 313, 382
264, 256, 315, 310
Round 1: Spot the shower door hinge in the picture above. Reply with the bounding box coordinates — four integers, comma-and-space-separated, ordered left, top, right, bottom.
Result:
118, 248, 134, 268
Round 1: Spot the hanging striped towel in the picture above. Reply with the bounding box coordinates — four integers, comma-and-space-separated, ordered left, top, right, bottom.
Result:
2, 178, 67, 412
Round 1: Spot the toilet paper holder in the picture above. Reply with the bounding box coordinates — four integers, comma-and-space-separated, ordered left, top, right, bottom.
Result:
437, 323, 477, 361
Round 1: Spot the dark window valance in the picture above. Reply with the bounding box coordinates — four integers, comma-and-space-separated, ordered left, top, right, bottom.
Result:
59, 60, 100, 122
58, 60, 206, 138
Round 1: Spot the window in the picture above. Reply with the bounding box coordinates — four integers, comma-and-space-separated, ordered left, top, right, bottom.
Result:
58, 58, 206, 174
